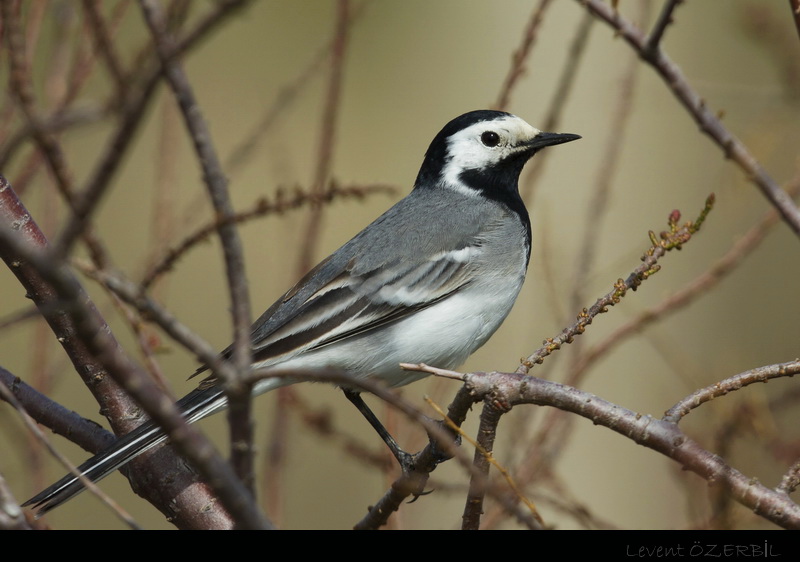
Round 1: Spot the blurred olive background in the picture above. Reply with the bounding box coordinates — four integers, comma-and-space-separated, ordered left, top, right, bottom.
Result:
1, 0, 799, 529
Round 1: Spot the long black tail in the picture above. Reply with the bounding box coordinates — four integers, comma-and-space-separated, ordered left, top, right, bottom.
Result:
23, 386, 227, 516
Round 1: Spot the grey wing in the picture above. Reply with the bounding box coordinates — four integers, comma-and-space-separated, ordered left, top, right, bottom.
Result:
245, 241, 481, 367
193, 188, 504, 381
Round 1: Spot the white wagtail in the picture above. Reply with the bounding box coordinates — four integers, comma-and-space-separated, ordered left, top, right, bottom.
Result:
25, 109, 579, 514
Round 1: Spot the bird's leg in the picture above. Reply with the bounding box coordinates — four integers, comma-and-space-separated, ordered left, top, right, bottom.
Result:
342, 388, 416, 474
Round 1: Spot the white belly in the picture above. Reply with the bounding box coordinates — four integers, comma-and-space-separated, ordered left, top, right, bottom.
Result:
262, 271, 525, 389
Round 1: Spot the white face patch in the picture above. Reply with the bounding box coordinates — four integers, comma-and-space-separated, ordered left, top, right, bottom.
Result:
440, 114, 542, 194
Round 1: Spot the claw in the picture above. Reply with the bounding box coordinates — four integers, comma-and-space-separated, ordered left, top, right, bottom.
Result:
407, 488, 435, 503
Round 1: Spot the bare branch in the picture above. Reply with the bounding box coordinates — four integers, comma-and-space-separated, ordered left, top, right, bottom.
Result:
80, 0, 128, 97
141, 182, 396, 290
463, 370, 800, 530
0, 366, 115, 455
580, 0, 800, 238
570, 177, 800, 390
644, 0, 684, 54
0, 175, 260, 529
663, 360, 800, 423
520, 12, 593, 200
518, 195, 715, 374
462, 401, 502, 530
138, 0, 256, 493
53, 0, 252, 258
494, 0, 554, 111
224, 0, 368, 174
0, 367, 140, 529
570, 12, 644, 318
297, 0, 352, 274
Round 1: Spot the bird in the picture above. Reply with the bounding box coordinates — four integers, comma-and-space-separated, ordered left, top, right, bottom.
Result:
24, 109, 579, 515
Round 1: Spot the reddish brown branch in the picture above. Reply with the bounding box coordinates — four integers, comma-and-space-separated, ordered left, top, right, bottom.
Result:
81, 0, 128, 96
0, 175, 248, 529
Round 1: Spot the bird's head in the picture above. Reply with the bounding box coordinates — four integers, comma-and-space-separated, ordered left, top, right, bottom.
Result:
414, 110, 580, 198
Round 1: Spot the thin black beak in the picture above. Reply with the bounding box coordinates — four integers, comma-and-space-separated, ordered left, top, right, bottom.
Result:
526, 132, 581, 150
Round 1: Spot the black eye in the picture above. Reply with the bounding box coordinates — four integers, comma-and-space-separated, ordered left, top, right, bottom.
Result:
480, 131, 500, 147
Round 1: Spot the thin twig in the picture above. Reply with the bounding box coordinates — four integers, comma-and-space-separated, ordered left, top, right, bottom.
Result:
0, 368, 140, 529
267, 1, 353, 517
462, 370, 800, 529
569, 9, 644, 319
0, 105, 107, 170
141, 98, 181, 291
2, 223, 258, 527
54, 0, 252, 258
0, 175, 248, 529
142, 182, 395, 290
73, 259, 234, 381
236, 367, 463, 530
568, 177, 800, 390
225, 0, 368, 174
0, 367, 116, 456
484, 180, 799, 529
1, 0, 108, 265
81, 0, 128, 97
297, 0, 351, 275
138, 0, 255, 495
644, 0, 683, 54
518, 195, 715, 374
456, 396, 544, 530
462, 401, 505, 530
663, 360, 800, 423
520, 12, 593, 200
494, 0, 554, 111
580, 0, 800, 238
352, 380, 482, 530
